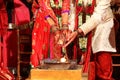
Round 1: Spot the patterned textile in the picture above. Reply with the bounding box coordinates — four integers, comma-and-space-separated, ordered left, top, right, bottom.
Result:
31, 0, 58, 67
31, 0, 70, 67
0, 0, 8, 35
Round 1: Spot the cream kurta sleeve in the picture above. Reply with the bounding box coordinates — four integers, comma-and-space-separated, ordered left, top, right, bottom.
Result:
78, 0, 116, 53
80, 0, 113, 35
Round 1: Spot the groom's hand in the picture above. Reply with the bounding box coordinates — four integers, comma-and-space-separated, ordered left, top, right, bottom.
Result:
63, 31, 78, 48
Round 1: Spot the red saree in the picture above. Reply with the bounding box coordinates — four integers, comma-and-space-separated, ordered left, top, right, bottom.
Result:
31, 0, 70, 67
50, 0, 70, 59
31, 0, 59, 67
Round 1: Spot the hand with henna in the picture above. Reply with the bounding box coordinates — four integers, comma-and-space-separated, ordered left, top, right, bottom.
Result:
63, 28, 84, 48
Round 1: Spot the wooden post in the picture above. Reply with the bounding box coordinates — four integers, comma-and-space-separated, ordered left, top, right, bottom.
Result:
17, 29, 20, 80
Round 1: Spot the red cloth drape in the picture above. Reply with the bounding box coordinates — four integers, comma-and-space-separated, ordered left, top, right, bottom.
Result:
0, 0, 15, 79
31, 0, 59, 67
88, 52, 113, 80
0, 0, 8, 67
14, 0, 30, 25
0, 0, 8, 35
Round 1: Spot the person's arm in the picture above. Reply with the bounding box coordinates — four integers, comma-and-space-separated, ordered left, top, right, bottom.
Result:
61, 0, 71, 41
63, 0, 113, 47
61, 0, 70, 29
45, 15, 59, 33
79, 0, 113, 35
41, 0, 59, 30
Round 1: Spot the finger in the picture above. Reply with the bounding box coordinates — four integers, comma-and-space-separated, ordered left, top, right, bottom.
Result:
66, 33, 73, 41
63, 37, 75, 48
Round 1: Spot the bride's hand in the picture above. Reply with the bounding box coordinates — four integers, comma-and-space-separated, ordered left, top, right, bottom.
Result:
63, 31, 78, 48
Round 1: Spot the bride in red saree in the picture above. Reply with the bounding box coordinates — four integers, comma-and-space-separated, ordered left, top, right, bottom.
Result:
31, 0, 70, 67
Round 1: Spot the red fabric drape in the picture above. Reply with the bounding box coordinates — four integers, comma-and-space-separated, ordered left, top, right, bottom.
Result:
0, 0, 15, 79
0, 0, 8, 67
82, 32, 92, 73
0, 0, 8, 35
31, 0, 59, 67
14, 0, 30, 25
31, 10, 51, 67
88, 52, 113, 80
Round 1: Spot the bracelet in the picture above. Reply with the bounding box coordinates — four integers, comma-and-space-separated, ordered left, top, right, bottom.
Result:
61, 10, 70, 15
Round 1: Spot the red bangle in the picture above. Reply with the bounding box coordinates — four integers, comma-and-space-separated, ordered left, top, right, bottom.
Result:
61, 10, 70, 15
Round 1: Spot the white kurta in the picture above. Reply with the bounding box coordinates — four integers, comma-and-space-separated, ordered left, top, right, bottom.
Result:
79, 0, 116, 53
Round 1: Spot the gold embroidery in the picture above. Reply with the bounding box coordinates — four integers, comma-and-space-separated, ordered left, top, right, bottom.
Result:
42, 44, 46, 50
38, 13, 40, 17
36, 23, 39, 28
44, 26, 48, 32
32, 39, 35, 45
39, 35, 41, 40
